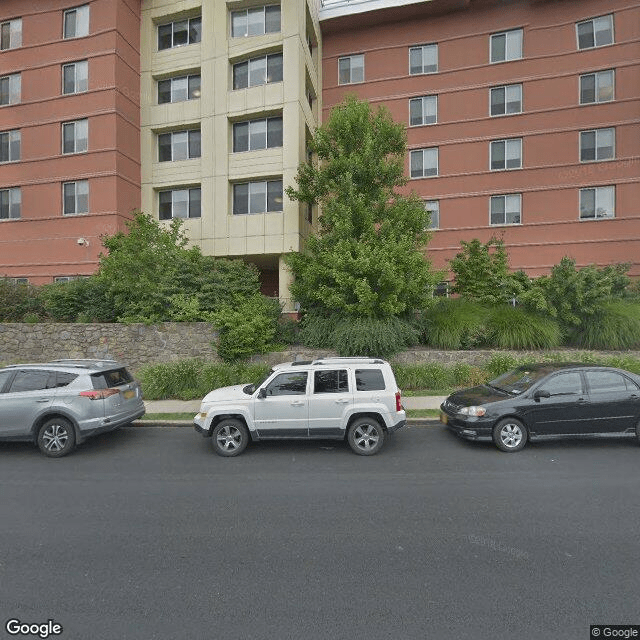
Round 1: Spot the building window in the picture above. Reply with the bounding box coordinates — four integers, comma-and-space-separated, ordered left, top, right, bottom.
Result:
409, 96, 437, 126
424, 200, 439, 230
157, 74, 201, 104
0, 187, 21, 219
338, 55, 364, 85
233, 117, 282, 152
580, 186, 614, 220
0, 74, 21, 105
63, 180, 89, 215
1, 18, 22, 50
490, 194, 521, 225
410, 148, 438, 178
63, 5, 89, 39
490, 28, 523, 63
490, 138, 522, 170
62, 119, 88, 154
62, 61, 88, 95
0, 130, 20, 162
231, 5, 280, 38
409, 44, 437, 75
580, 70, 614, 104
233, 53, 283, 90
158, 188, 201, 219
8, 277, 29, 284
580, 128, 614, 162
158, 16, 201, 50
490, 84, 522, 116
577, 14, 613, 50
233, 180, 283, 215
158, 130, 201, 162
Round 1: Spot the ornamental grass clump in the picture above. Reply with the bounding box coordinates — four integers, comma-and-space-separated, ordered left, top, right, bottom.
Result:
420, 299, 488, 349
483, 306, 562, 350
570, 301, 640, 350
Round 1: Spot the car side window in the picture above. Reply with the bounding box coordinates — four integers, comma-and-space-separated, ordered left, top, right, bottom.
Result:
8, 370, 53, 393
0, 370, 14, 393
585, 371, 629, 394
355, 369, 386, 391
314, 370, 348, 394
55, 373, 78, 388
265, 372, 308, 396
542, 372, 583, 396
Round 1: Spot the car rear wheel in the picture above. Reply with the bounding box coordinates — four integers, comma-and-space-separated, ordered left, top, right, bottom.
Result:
212, 419, 249, 457
347, 418, 385, 456
493, 418, 527, 452
37, 417, 76, 458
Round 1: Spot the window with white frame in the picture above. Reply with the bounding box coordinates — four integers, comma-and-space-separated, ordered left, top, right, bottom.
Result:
338, 55, 364, 85
0, 130, 20, 162
1, 18, 22, 50
62, 119, 88, 154
0, 74, 21, 105
231, 5, 280, 38
159, 188, 201, 219
158, 130, 201, 162
580, 70, 614, 104
157, 74, 200, 104
410, 148, 438, 178
490, 84, 522, 116
233, 53, 283, 90
63, 5, 89, 39
424, 200, 439, 229
576, 15, 613, 50
490, 194, 521, 225
580, 186, 614, 219
409, 96, 437, 126
157, 16, 201, 50
0, 187, 21, 219
233, 180, 283, 215
9, 277, 29, 284
233, 117, 283, 152
490, 138, 522, 170
409, 44, 438, 75
62, 61, 88, 95
63, 180, 89, 215
580, 128, 614, 162
490, 28, 523, 63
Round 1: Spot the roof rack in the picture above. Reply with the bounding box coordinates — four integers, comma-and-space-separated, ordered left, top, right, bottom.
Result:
311, 357, 385, 365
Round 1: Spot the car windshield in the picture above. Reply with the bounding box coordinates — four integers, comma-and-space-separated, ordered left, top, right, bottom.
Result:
489, 367, 551, 395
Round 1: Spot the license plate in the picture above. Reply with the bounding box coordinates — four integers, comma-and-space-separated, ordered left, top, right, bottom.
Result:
440, 412, 448, 425
123, 389, 136, 399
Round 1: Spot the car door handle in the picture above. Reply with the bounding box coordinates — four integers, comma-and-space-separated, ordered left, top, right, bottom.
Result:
35, 398, 50, 403
290, 401, 305, 407
335, 398, 350, 404
577, 398, 588, 404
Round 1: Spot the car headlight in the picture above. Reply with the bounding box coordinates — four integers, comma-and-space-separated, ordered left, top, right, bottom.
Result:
458, 406, 486, 417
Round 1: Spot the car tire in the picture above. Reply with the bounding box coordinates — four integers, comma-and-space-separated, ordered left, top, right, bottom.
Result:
212, 419, 249, 457
347, 417, 385, 456
493, 418, 527, 452
37, 417, 76, 458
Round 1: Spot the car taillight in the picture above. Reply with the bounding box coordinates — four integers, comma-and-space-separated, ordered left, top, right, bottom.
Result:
79, 389, 120, 400
395, 391, 402, 412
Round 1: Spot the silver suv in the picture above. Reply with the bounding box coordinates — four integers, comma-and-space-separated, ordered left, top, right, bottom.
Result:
0, 360, 145, 457
194, 357, 406, 456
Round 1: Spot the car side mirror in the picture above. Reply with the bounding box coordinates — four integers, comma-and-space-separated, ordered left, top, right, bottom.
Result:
258, 388, 267, 399
534, 390, 551, 402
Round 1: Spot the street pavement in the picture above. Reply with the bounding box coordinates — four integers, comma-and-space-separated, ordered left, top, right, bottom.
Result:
1, 425, 639, 640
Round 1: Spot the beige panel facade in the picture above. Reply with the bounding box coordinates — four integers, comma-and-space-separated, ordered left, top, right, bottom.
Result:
140, 0, 321, 311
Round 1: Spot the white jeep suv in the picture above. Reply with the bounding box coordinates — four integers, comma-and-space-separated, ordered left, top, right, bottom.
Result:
193, 358, 406, 456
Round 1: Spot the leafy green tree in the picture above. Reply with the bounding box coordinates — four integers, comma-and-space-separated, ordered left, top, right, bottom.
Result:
285, 96, 440, 318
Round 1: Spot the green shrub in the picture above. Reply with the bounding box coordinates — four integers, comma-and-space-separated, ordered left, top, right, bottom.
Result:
571, 301, 640, 350
298, 312, 339, 349
330, 316, 418, 358
40, 278, 115, 322
275, 316, 300, 345
483, 306, 562, 349
0, 279, 46, 322
420, 299, 488, 349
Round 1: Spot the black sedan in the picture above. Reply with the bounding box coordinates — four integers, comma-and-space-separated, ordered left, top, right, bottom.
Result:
440, 363, 640, 452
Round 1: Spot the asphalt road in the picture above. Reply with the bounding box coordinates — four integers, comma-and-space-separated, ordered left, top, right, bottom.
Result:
1, 424, 639, 640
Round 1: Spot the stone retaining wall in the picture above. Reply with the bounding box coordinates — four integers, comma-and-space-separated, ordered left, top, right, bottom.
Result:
1, 323, 638, 372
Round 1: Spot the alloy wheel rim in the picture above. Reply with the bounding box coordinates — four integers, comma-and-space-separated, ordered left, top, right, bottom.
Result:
500, 424, 522, 448
217, 426, 242, 451
43, 424, 69, 452
354, 424, 379, 451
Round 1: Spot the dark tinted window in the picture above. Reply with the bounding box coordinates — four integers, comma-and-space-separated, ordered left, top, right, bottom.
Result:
586, 371, 629, 394
9, 370, 53, 392
541, 372, 583, 396
266, 372, 307, 396
55, 372, 78, 388
355, 369, 386, 391
0, 370, 14, 392
314, 370, 348, 394
91, 368, 133, 389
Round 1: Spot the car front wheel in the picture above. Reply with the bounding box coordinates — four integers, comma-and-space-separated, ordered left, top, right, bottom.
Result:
347, 418, 385, 456
37, 418, 76, 458
212, 419, 249, 457
493, 418, 527, 452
